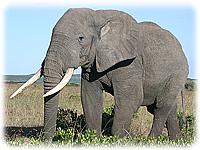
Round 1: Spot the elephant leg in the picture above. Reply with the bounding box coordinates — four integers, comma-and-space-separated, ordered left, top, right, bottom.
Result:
43, 93, 59, 140
149, 103, 175, 137
112, 79, 143, 137
149, 76, 182, 138
166, 104, 181, 140
81, 78, 103, 135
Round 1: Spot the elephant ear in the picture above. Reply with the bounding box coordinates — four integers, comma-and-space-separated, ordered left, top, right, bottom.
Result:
95, 18, 139, 72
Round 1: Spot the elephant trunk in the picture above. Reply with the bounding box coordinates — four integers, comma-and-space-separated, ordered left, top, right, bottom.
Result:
43, 51, 63, 140
42, 36, 79, 140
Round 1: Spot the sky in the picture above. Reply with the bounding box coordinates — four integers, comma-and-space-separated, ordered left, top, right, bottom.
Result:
5, 5, 196, 78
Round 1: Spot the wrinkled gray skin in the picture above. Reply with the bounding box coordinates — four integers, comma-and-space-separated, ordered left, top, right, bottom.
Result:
42, 8, 188, 140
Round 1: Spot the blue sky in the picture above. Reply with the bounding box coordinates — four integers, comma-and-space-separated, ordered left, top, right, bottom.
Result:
5, 5, 196, 78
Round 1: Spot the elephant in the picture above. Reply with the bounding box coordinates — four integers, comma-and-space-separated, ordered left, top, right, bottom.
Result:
10, 8, 189, 140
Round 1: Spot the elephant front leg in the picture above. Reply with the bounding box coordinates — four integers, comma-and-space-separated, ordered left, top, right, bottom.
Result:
81, 78, 103, 135
112, 79, 143, 137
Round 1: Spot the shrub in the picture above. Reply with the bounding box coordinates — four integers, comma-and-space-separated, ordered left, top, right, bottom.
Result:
185, 79, 196, 91
56, 107, 86, 133
53, 127, 75, 144
54, 106, 195, 146
102, 105, 115, 135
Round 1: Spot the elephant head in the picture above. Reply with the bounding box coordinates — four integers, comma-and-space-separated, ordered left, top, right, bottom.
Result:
10, 8, 138, 139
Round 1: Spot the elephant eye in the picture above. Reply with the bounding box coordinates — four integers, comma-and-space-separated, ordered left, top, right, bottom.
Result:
79, 36, 84, 42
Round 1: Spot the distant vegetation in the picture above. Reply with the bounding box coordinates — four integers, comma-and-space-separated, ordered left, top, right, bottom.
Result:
4, 75, 196, 91
185, 78, 196, 91
4, 74, 81, 84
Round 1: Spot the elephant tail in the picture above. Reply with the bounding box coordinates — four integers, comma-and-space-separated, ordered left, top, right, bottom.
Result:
181, 89, 186, 123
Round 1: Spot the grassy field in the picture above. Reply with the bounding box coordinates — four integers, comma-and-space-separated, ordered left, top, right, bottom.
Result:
4, 83, 196, 146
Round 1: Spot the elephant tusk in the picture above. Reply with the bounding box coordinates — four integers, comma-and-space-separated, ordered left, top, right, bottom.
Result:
10, 68, 42, 99
43, 68, 74, 98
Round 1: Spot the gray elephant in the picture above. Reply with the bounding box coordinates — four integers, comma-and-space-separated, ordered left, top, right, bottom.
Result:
10, 8, 189, 140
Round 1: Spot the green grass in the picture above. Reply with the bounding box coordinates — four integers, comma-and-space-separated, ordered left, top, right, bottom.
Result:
6, 108, 195, 147
4, 83, 196, 146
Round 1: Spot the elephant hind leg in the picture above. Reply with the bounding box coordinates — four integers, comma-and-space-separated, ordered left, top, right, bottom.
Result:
149, 75, 183, 139
166, 104, 181, 140
147, 101, 181, 140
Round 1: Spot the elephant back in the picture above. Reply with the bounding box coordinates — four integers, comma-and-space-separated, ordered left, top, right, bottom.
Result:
96, 10, 137, 25
138, 21, 162, 31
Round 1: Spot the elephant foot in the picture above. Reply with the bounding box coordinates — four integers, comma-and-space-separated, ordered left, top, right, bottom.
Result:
148, 130, 163, 139
111, 125, 132, 138
169, 133, 182, 141
167, 128, 182, 140
148, 127, 182, 141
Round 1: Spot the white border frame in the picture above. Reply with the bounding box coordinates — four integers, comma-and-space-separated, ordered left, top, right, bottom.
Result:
0, 0, 199, 149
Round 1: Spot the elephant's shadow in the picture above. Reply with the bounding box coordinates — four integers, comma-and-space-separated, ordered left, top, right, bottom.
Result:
4, 126, 43, 140
4, 107, 114, 140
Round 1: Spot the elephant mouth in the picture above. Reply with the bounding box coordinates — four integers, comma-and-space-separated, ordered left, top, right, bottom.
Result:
43, 68, 74, 97
9, 67, 74, 99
